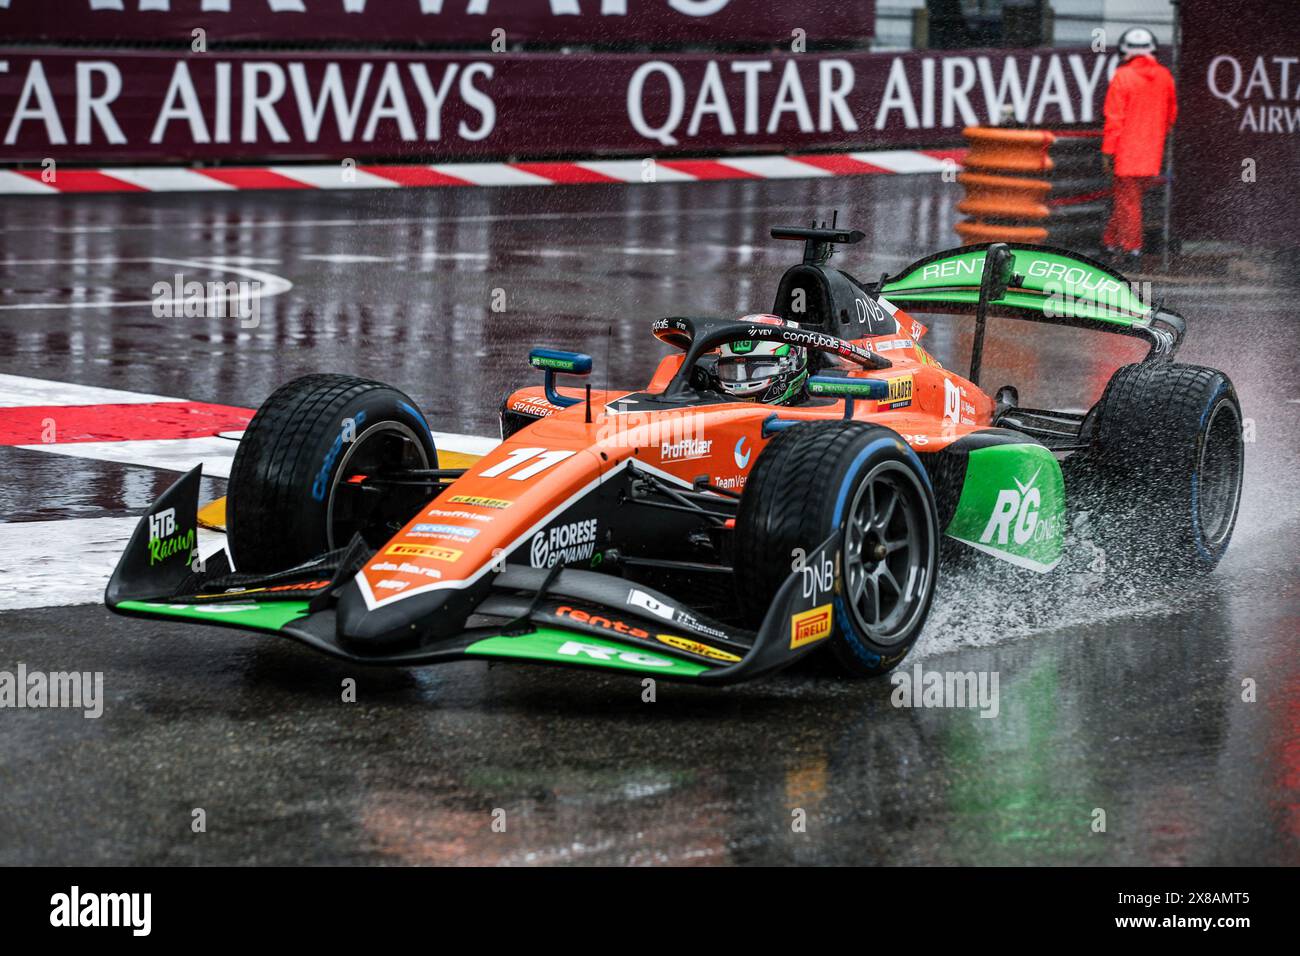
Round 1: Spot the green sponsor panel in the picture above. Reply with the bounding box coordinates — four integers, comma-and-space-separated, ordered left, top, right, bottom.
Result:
882, 248, 1150, 324
944, 444, 1064, 573
807, 376, 887, 399
117, 599, 311, 631
528, 349, 591, 373
467, 629, 711, 676
531, 356, 575, 371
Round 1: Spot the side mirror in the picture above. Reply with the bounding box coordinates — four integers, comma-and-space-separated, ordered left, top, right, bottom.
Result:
529, 348, 592, 409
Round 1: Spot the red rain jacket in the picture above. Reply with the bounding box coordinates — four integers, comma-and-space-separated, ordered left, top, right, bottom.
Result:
1102, 55, 1177, 177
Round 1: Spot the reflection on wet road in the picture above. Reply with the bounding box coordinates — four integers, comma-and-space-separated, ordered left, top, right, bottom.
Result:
1, 178, 1297, 864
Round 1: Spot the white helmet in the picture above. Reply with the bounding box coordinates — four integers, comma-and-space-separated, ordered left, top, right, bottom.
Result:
1119, 27, 1157, 59
716, 316, 808, 405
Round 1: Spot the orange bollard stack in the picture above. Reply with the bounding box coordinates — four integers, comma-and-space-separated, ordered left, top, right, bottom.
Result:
955, 127, 1055, 244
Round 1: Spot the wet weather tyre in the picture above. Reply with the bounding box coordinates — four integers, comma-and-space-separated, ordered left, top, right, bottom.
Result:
1086, 362, 1243, 575
227, 374, 438, 573
734, 422, 940, 677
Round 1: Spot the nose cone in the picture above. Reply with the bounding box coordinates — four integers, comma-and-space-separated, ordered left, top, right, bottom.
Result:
335, 576, 484, 652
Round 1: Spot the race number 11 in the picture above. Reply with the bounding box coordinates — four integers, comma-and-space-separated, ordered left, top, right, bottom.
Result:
479, 447, 576, 481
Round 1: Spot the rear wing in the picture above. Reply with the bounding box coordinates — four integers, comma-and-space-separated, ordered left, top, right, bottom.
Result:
878, 243, 1185, 361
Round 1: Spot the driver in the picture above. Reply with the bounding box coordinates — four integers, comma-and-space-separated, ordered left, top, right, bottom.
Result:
716, 332, 809, 406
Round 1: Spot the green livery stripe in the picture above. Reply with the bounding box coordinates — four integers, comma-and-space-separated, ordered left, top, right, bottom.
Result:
944, 444, 1065, 574
117, 599, 312, 631
467, 629, 711, 676
884, 288, 1145, 324
117, 608, 714, 676
883, 248, 1150, 325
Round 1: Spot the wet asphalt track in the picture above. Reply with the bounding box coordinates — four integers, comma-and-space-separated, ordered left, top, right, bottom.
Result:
1, 177, 1299, 865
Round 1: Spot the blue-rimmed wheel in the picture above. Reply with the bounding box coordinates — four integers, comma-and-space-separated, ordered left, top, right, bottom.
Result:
734, 421, 939, 676
227, 374, 438, 573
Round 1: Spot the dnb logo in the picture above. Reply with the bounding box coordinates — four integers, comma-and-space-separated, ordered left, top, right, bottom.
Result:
980, 466, 1042, 547
801, 550, 836, 602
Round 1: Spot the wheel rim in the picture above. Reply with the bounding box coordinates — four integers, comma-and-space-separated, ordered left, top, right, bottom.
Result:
1197, 398, 1243, 550
325, 421, 432, 550
842, 461, 934, 645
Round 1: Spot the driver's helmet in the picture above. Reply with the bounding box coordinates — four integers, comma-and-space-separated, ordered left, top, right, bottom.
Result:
716, 316, 809, 405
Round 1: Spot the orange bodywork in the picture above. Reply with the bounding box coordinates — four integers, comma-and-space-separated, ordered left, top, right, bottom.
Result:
354, 306, 993, 612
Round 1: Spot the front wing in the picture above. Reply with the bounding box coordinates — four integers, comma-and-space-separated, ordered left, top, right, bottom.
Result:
106, 467, 843, 685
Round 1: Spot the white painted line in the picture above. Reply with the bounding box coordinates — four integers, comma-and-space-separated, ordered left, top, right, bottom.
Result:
850, 150, 949, 174
575, 160, 697, 183
102, 167, 235, 192
19, 437, 243, 479
432, 163, 553, 187
18, 430, 497, 478
0, 374, 183, 408
716, 156, 833, 179
267, 165, 399, 190
0, 256, 293, 313
3, 373, 497, 461
0, 170, 56, 194
6, 203, 822, 236
301, 253, 399, 264
0, 516, 227, 611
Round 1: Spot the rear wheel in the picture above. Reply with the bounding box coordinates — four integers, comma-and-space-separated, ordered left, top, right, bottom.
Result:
734, 422, 939, 676
1085, 362, 1243, 575
227, 374, 438, 573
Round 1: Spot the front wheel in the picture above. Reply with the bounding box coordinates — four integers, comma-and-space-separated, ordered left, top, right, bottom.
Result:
227, 374, 438, 573
733, 422, 940, 677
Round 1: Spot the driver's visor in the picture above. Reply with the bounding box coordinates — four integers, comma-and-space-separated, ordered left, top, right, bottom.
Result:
717, 358, 782, 383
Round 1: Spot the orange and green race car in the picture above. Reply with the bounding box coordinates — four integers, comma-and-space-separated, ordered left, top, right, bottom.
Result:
105, 225, 1244, 685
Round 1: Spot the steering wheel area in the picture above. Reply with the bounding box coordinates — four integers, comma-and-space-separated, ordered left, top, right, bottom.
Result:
653, 315, 892, 399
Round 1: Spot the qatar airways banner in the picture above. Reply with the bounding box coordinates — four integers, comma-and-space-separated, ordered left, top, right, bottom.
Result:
0, 0, 873, 45
1175, 0, 1300, 245
0, 47, 1117, 164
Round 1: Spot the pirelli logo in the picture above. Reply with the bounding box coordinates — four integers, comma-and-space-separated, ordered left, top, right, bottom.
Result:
386, 543, 462, 562
790, 603, 833, 649
448, 495, 512, 510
